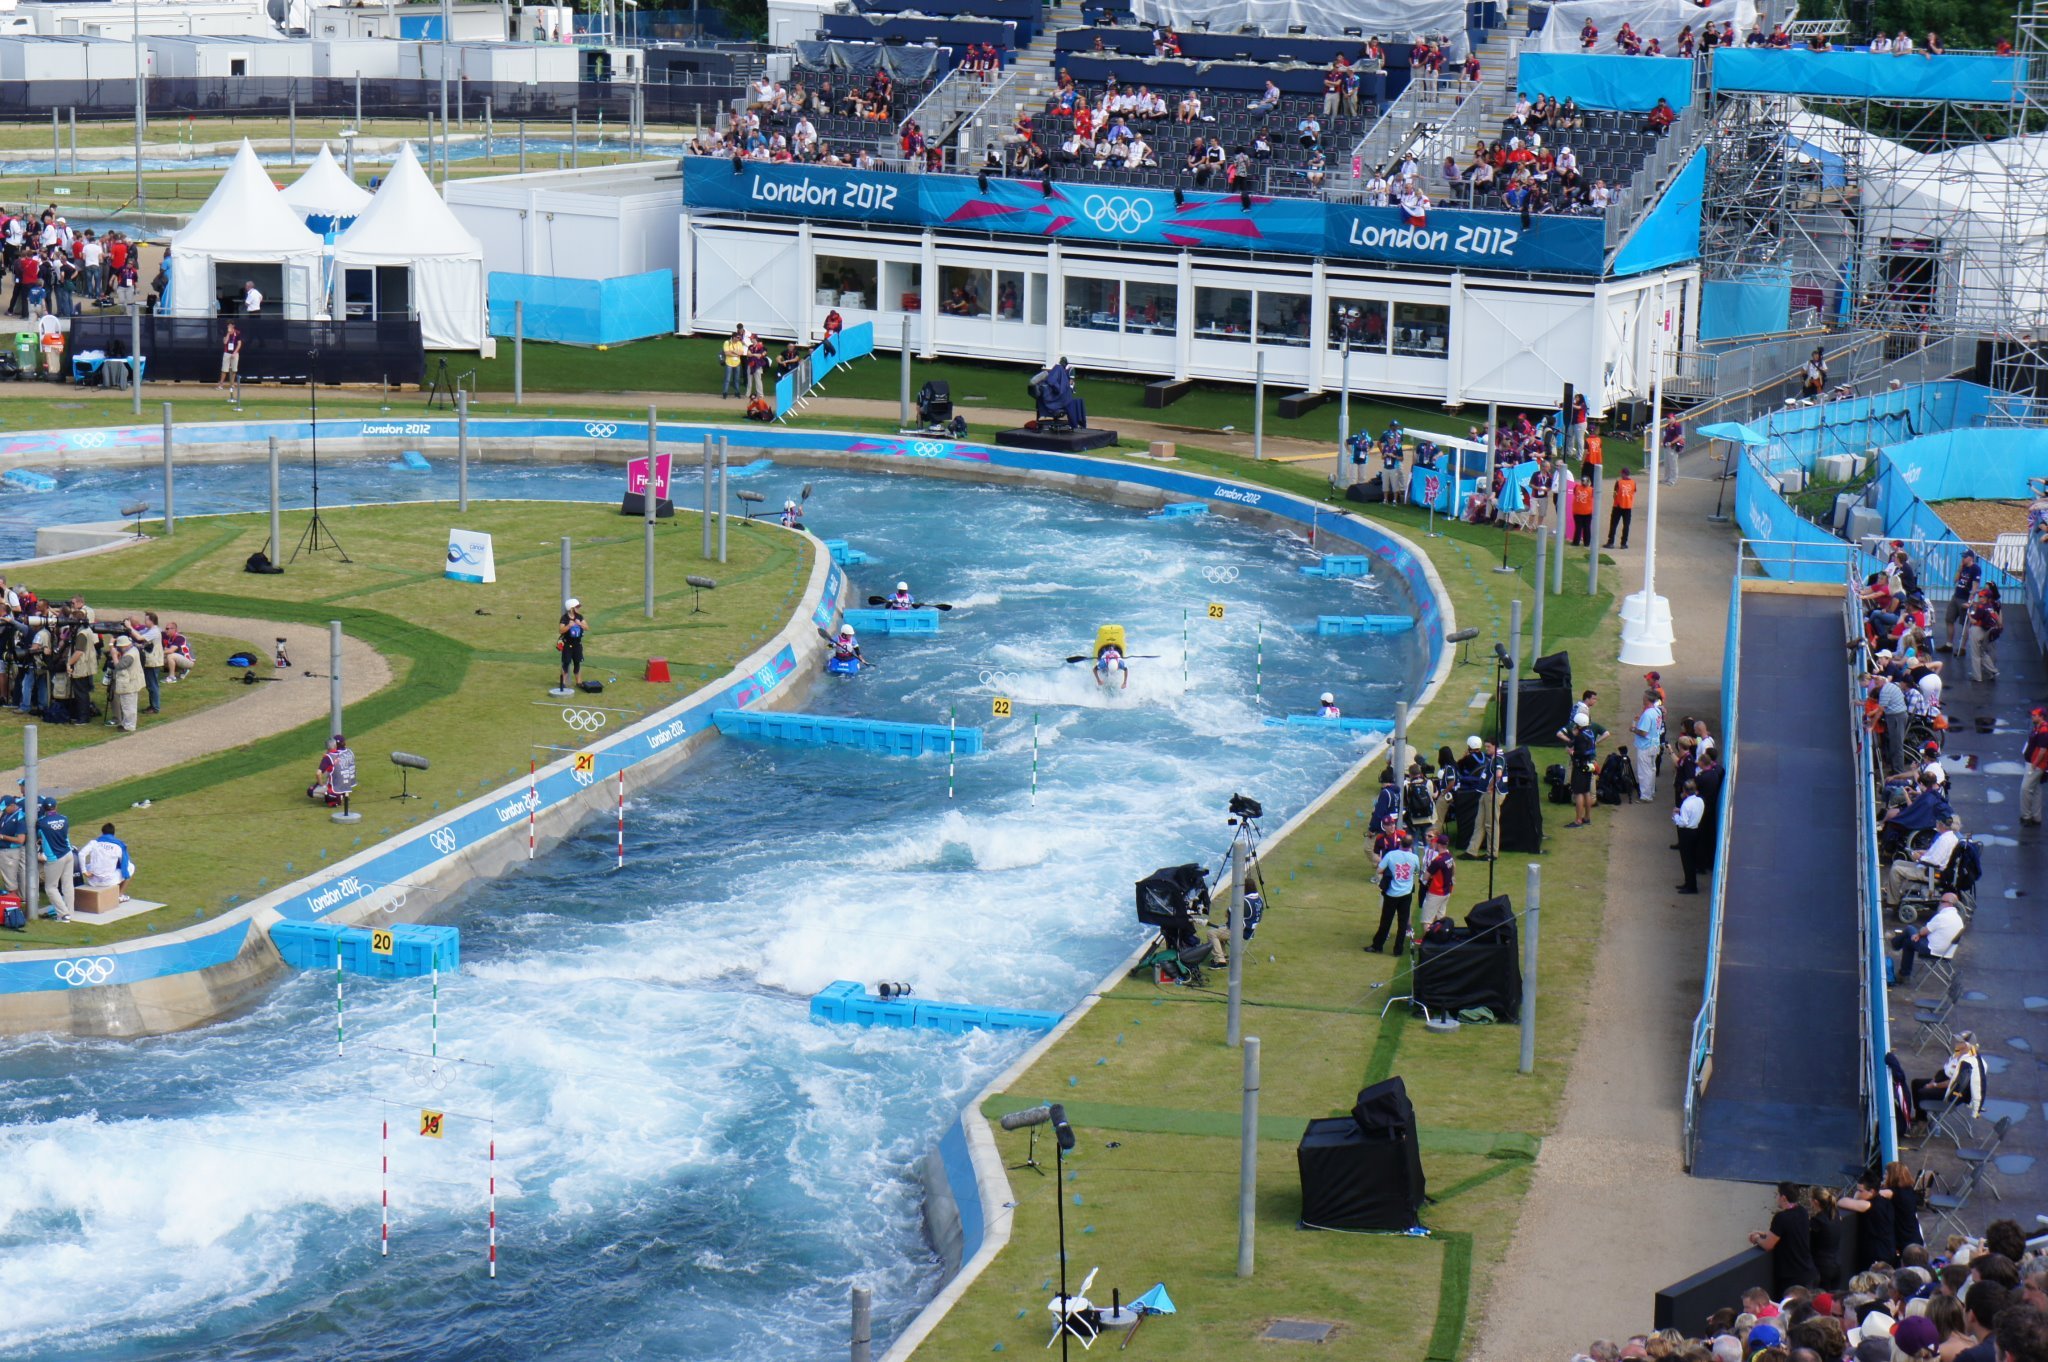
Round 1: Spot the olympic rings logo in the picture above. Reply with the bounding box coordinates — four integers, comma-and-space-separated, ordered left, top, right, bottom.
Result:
381, 888, 409, 915
53, 956, 115, 987
1082, 194, 1155, 235
70, 431, 108, 449
428, 828, 460, 856
1202, 566, 1242, 583
562, 708, 608, 733
583, 422, 620, 439
911, 440, 948, 457
978, 668, 1021, 690
571, 763, 596, 787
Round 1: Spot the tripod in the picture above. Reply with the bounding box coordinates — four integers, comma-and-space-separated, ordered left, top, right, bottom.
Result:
292, 358, 351, 564
1209, 809, 1270, 941
1008, 1124, 1046, 1177
424, 356, 457, 410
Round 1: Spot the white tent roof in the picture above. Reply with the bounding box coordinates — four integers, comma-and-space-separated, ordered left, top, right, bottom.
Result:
171, 139, 324, 261
1864, 133, 2048, 239
332, 143, 484, 264
279, 144, 373, 222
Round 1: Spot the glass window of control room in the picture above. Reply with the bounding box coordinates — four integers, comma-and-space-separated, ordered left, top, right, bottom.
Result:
1193, 286, 1252, 340
996, 270, 1045, 323
1125, 281, 1176, 335
815, 256, 878, 309
1391, 302, 1451, 358
1256, 291, 1311, 346
883, 261, 920, 313
938, 265, 992, 317
1065, 276, 1121, 331
1327, 299, 1389, 353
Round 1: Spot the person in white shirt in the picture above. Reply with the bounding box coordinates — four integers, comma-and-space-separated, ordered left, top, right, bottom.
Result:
1891, 892, 1964, 984
243, 280, 263, 314
1589, 179, 1612, 208
1556, 146, 1578, 175
1366, 170, 1390, 206
1127, 134, 1155, 167
78, 826, 135, 896
1630, 689, 1665, 801
1870, 33, 1893, 53
1891, 30, 1914, 54
1886, 815, 1958, 906
1673, 779, 1706, 893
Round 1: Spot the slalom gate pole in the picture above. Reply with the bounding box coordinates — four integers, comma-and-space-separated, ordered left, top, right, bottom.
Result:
1256, 616, 1264, 704
381, 1114, 390, 1257
1182, 608, 1189, 692
616, 770, 625, 869
431, 965, 439, 1066
527, 759, 536, 860
1031, 712, 1039, 807
948, 707, 956, 800
488, 1134, 498, 1279
336, 954, 345, 1057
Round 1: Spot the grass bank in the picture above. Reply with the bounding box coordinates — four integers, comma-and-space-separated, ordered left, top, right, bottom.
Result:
907, 497, 1623, 1360
0, 498, 809, 952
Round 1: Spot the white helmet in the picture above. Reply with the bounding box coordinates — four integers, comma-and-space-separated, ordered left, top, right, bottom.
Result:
839, 625, 855, 638
896, 581, 909, 592
1320, 692, 1335, 705
564, 597, 580, 609
785, 499, 797, 509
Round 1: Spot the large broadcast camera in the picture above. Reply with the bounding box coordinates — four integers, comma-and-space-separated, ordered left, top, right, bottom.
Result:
1133, 863, 1215, 985
1228, 792, 1263, 821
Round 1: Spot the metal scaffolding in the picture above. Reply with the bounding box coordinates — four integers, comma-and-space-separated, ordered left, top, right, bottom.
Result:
1698, 0, 2048, 417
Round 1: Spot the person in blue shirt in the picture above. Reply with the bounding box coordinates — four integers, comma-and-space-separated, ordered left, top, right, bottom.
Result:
0, 792, 23, 896
1369, 832, 1421, 953
35, 795, 72, 920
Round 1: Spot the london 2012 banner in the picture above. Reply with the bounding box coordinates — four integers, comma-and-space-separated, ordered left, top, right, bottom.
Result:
682, 159, 1613, 275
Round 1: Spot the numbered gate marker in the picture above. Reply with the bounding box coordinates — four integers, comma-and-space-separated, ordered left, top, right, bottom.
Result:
419, 1109, 445, 1139
371, 929, 395, 956
1207, 602, 1226, 620
992, 695, 1012, 718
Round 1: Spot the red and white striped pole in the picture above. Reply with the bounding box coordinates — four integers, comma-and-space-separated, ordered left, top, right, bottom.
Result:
380, 1115, 390, 1257
527, 759, 536, 860
615, 770, 625, 870
488, 1134, 498, 1279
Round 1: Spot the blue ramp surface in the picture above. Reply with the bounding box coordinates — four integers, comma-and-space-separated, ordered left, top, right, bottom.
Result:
1691, 591, 1865, 1184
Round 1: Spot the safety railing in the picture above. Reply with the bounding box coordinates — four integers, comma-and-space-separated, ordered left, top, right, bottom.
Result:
1683, 560, 1744, 1170
1843, 578, 1898, 1170
1336, 75, 1492, 198
945, 67, 1025, 167
1602, 100, 1706, 250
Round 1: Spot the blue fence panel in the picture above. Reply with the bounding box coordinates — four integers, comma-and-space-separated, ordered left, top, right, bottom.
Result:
775, 320, 876, 417
1713, 48, 2023, 103
1517, 52, 1693, 110
487, 270, 677, 346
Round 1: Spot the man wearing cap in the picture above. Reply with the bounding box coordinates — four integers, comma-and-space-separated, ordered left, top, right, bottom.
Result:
1871, 667, 1910, 774
1458, 737, 1506, 859
108, 633, 144, 732
558, 597, 587, 691
34, 794, 72, 921
1630, 688, 1666, 802
1561, 704, 1600, 828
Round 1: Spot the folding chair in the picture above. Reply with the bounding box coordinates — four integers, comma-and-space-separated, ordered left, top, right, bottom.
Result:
1911, 974, 1961, 1053
1956, 1115, 2014, 1201
1918, 947, 1960, 998
1925, 1160, 1989, 1238
1930, 1091, 1982, 1151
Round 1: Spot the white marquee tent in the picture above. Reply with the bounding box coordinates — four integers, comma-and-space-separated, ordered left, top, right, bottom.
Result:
332, 143, 487, 350
166, 140, 325, 319
1861, 133, 2048, 330
280, 144, 374, 234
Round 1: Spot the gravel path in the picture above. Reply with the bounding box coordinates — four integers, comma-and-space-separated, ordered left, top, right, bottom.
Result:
0, 613, 393, 798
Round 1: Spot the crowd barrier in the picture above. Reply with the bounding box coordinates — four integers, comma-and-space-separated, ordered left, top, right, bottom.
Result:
1517, 52, 1692, 111
1842, 577, 1898, 1169
1683, 566, 1743, 1169
0, 76, 742, 125
774, 319, 876, 418
1711, 48, 2025, 104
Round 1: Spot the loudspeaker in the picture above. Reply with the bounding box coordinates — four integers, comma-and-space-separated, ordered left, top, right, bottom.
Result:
1345, 475, 1384, 503
1498, 679, 1572, 747
1466, 894, 1515, 944
619, 493, 676, 519
1352, 1076, 1417, 1137
1298, 1116, 1425, 1232
1531, 650, 1572, 690
1500, 746, 1545, 854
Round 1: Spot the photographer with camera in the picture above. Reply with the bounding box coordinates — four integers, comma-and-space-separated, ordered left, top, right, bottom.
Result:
107, 634, 144, 732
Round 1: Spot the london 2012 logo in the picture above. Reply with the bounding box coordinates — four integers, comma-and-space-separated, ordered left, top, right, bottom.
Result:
1082, 194, 1154, 235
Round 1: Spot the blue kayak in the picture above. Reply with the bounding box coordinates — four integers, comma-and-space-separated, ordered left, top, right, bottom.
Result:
1260, 714, 1395, 734
826, 655, 862, 676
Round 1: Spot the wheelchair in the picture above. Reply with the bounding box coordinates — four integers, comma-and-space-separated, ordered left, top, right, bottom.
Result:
1897, 834, 1982, 924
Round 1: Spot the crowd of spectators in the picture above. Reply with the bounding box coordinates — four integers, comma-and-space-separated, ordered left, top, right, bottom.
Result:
1570, 1213, 2048, 1362
0, 578, 192, 733
4, 211, 142, 324
686, 67, 938, 169
1573, 17, 1961, 58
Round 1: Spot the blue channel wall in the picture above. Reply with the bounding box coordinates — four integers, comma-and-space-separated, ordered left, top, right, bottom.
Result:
0, 417, 1447, 1001
1517, 53, 1693, 110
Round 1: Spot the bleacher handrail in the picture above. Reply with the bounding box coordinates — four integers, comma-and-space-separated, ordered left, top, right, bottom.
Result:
1842, 577, 1899, 1170
1684, 561, 1744, 1169
1602, 99, 1704, 250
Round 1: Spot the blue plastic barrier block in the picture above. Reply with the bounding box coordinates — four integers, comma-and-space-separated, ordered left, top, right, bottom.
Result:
727, 458, 776, 478
1299, 555, 1374, 578
811, 979, 865, 1023
842, 994, 918, 1028
3, 469, 57, 492
1316, 614, 1416, 635
388, 450, 431, 472
979, 1006, 1065, 1034
1147, 502, 1208, 519
713, 709, 983, 758
842, 608, 942, 636
823, 539, 875, 567
913, 1001, 991, 1035
269, 920, 345, 970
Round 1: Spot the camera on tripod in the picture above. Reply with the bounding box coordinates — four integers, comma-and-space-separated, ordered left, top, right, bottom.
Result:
1228, 792, 1262, 821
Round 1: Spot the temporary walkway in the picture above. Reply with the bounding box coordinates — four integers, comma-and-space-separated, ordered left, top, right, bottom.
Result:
1691, 588, 1866, 1184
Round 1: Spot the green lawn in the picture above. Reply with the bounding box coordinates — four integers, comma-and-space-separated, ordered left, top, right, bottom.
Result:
0, 499, 809, 950
0, 629, 256, 769
910, 495, 1623, 1361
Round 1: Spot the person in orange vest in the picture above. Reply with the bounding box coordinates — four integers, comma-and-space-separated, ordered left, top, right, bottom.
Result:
1568, 474, 1596, 546
1581, 421, 1604, 484
1605, 467, 1637, 549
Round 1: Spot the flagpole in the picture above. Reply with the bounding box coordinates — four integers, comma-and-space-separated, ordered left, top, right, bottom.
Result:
1619, 283, 1676, 668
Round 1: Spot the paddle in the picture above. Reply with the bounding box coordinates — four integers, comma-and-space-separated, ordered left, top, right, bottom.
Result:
814, 625, 879, 669
865, 596, 953, 610
1064, 653, 1162, 664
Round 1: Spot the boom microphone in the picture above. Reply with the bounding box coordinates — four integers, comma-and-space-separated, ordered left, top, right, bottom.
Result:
1445, 627, 1480, 643
1049, 1102, 1075, 1152
999, 1105, 1054, 1131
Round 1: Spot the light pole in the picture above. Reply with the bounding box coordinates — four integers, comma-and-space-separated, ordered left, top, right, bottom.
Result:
437, 0, 452, 188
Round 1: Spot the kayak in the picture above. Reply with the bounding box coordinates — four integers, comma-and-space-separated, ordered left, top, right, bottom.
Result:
1093, 624, 1126, 660
826, 655, 862, 676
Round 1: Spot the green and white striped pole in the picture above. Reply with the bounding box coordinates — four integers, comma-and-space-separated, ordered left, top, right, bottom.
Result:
1256, 616, 1264, 705
430, 964, 440, 1066
947, 707, 956, 801
1182, 607, 1190, 692
335, 953, 344, 1057
1031, 712, 1039, 807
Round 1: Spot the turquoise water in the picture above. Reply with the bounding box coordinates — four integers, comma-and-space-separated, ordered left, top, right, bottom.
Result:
0, 459, 1424, 1360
